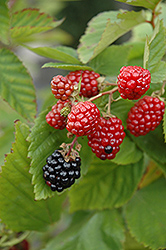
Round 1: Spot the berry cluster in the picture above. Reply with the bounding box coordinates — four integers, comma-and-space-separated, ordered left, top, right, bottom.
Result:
88, 117, 125, 160
43, 150, 81, 192
44, 65, 165, 191
127, 95, 165, 136
66, 70, 100, 97
117, 66, 151, 100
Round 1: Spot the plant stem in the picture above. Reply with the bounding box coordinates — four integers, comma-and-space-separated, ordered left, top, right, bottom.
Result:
145, 4, 161, 29
88, 86, 118, 102
67, 136, 78, 156
105, 82, 118, 86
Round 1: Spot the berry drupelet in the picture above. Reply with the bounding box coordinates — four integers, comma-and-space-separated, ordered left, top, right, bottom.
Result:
43, 150, 81, 192
66, 101, 100, 136
66, 70, 100, 98
51, 75, 74, 101
87, 116, 125, 160
46, 99, 71, 130
117, 66, 151, 100
127, 95, 165, 136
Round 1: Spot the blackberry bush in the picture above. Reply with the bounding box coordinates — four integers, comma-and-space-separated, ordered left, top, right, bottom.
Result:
1, 1, 166, 250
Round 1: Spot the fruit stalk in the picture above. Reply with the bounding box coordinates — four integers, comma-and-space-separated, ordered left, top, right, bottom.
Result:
88, 86, 118, 102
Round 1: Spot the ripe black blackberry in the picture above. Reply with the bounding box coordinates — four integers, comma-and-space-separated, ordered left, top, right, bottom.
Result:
43, 150, 81, 192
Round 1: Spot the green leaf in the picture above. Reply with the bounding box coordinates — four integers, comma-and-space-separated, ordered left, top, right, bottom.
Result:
129, 21, 153, 43
78, 10, 146, 64
24, 45, 81, 64
69, 157, 145, 212
42, 62, 92, 71
77, 136, 94, 175
116, 0, 161, 10
124, 231, 151, 250
0, 48, 36, 121
126, 42, 145, 67
143, 20, 166, 83
110, 99, 134, 129
78, 11, 119, 64
42, 210, 125, 250
149, 61, 166, 84
10, 8, 63, 43
0, 121, 66, 232
124, 177, 166, 250
89, 44, 132, 76
112, 136, 143, 165
28, 107, 71, 200
0, 0, 10, 44
128, 124, 166, 175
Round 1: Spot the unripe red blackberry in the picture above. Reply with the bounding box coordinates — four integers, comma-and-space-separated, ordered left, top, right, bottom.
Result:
43, 150, 81, 192
117, 66, 151, 100
46, 99, 71, 130
87, 116, 125, 160
66, 101, 100, 136
51, 75, 74, 101
66, 70, 100, 98
127, 95, 165, 136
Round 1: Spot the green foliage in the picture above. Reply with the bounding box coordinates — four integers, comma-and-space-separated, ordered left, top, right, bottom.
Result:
116, 0, 161, 10
42, 210, 125, 250
124, 178, 166, 250
144, 20, 166, 83
24, 45, 81, 64
78, 10, 146, 63
112, 136, 143, 165
0, 121, 66, 232
0, 0, 10, 44
69, 157, 145, 212
10, 8, 64, 43
128, 125, 166, 175
0, 48, 36, 121
89, 44, 132, 76
42, 62, 92, 71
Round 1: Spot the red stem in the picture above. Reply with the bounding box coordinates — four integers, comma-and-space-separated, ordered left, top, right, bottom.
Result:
67, 136, 78, 156
88, 86, 118, 102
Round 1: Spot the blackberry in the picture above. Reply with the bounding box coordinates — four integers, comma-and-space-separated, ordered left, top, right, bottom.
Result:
43, 150, 81, 192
